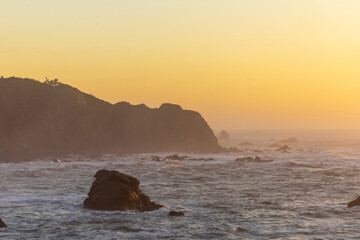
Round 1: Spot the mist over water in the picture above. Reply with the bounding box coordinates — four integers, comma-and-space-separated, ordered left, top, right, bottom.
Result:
1, 130, 360, 239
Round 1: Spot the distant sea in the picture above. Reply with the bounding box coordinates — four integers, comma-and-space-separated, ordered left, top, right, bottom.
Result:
1, 130, 360, 239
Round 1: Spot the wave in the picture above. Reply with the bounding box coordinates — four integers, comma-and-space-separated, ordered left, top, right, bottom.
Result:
287, 160, 323, 168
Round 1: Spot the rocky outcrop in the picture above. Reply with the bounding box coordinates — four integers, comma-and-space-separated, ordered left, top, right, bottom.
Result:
347, 196, 360, 208
217, 130, 230, 141
235, 156, 273, 163
168, 211, 184, 216
0, 77, 222, 162
84, 169, 162, 211
0, 218, 6, 228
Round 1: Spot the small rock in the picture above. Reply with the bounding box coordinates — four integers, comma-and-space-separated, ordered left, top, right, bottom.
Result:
0, 218, 7, 228
234, 226, 248, 232
347, 196, 360, 208
168, 211, 184, 216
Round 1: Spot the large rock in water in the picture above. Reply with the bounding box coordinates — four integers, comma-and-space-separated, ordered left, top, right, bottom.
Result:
347, 196, 360, 208
84, 169, 162, 211
0, 218, 6, 228
218, 130, 230, 141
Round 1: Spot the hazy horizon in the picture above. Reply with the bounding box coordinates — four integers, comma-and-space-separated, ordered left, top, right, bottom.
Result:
2, 0, 360, 130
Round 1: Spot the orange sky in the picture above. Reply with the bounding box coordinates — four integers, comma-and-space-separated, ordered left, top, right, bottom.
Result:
1, 1, 360, 130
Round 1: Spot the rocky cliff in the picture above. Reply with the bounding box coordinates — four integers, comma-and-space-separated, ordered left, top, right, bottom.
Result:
0, 77, 221, 161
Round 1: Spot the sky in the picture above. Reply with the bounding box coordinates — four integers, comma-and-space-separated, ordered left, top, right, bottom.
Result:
1, 0, 360, 130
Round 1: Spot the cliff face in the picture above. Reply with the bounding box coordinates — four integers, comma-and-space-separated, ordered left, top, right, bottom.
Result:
0, 77, 221, 161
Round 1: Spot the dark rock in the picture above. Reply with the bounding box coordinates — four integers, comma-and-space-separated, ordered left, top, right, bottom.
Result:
84, 169, 162, 211
218, 130, 230, 141
168, 211, 184, 216
0, 218, 6, 228
164, 154, 187, 161
276, 145, 291, 153
188, 157, 215, 161
347, 196, 360, 208
235, 156, 273, 163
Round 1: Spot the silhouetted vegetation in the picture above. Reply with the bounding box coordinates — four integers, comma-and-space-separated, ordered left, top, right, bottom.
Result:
43, 77, 61, 86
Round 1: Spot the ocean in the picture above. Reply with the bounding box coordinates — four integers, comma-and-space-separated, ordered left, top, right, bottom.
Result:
1, 130, 360, 239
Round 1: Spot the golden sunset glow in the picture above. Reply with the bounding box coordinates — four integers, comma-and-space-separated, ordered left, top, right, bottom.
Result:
1, 0, 360, 129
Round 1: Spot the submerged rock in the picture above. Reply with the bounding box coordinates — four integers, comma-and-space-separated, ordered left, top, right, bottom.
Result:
0, 218, 6, 228
83, 169, 162, 211
235, 156, 273, 163
168, 211, 184, 216
347, 196, 360, 208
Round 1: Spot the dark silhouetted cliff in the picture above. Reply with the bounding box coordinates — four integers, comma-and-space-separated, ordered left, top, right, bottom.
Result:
0, 77, 221, 161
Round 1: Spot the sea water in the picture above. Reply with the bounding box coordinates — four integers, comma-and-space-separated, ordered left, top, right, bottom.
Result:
1, 130, 360, 239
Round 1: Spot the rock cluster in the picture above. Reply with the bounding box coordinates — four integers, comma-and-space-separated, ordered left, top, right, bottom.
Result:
235, 156, 273, 163
164, 154, 188, 161
152, 155, 214, 162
